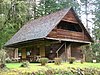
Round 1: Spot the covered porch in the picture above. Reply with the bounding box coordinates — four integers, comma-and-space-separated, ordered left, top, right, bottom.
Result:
14, 39, 85, 62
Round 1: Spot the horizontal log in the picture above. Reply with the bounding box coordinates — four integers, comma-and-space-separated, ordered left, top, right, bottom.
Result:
47, 29, 89, 41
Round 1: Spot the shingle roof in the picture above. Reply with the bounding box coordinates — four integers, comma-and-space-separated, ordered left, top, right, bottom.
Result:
5, 8, 70, 47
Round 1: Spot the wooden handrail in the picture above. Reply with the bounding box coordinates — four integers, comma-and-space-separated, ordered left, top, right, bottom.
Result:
56, 43, 65, 57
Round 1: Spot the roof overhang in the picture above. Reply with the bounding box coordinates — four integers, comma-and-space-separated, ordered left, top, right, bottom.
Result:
4, 38, 44, 48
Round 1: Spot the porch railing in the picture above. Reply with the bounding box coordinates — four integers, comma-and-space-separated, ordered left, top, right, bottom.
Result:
56, 43, 65, 57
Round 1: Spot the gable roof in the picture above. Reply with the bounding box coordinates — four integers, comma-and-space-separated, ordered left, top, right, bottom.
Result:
69, 8, 93, 42
5, 7, 93, 47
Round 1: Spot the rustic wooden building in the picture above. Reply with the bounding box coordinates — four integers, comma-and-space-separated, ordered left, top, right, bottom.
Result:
5, 8, 93, 62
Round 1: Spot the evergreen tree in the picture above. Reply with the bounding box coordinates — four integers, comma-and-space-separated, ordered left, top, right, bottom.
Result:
36, 0, 80, 18
92, 0, 100, 62
0, 0, 33, 48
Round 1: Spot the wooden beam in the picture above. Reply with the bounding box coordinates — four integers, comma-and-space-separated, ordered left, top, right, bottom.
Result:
45, 37, 91, 44
62, 19, 78, 24
65, 42, 67, 61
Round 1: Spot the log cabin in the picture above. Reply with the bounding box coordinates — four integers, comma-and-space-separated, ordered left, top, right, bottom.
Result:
5, 7, 93, 62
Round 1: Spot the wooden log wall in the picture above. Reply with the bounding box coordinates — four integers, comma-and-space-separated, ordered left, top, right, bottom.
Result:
71, 43, 83, 60
62, 10, 78, 24
47, 29, 89, 41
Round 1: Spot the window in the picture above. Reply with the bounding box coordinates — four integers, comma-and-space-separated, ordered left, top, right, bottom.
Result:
57, 21, 82, 32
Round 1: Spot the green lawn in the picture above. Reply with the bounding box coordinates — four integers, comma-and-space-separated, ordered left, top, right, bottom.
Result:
6, 62, 100, 72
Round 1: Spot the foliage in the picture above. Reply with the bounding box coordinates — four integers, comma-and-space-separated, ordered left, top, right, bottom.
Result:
80, 59, 84, 64
6, 57, 19, 63
91, 0, 100, 62
0, 49, 6, 64
36, 0, 80, 18
0, 67, 100, 75
20, 61, 29, 67
54, 58, 62, 65
11, 58, 19, 63
39, 58, 48, 66
68, 57, 76, 64
91, 42, 100, 62
81, 45, 94, 62
4, 62, 100, 75
0, 0, 33, 48
5, 57, 12, 63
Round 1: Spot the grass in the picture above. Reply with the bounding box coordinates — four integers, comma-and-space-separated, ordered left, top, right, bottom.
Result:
6, 62, 100, 72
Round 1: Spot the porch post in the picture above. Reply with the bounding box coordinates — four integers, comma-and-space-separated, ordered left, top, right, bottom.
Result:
14, 48, 18, 58
65, 42, 67, 61
22, 48, 26, 59
67, 44, 71, 58
40, 45, 45, 57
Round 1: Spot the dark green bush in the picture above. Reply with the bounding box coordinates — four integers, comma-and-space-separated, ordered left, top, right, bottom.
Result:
20, 61, 29, 67
39, 58, 48, 66
54, 58, 62, 65
68, 57, 76, 64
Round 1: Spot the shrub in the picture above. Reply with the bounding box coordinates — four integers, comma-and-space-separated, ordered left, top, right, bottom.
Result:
5, 57, 11, 63
0, 67, 100, 75
20, 61, 29, 67
11, 59, 19, 63
0, 49, 6, 64
0, 63, 6, 69
6, 58, 19, 63
39, 58, 48, 66
54, 58, 62, 65
80, 59, 84, 64
68, 57, 76, 64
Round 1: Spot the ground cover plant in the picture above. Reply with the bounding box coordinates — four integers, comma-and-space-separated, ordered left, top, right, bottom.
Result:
54, 58, 62, 65
0, 62, 99, 75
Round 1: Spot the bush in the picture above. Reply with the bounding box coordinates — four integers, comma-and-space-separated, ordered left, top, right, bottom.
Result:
68, 57, 76, 64
0, 64, 6, 69
31, 68, 100, 75
39, 58, 48, 66
54, 58, 62, 65
6, 58, 19, 63
80, 59, 84, 64
20, 61, 29, 67
11, 59, 19, 63
0, 49, 6, 64
5, 57, 12, 63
